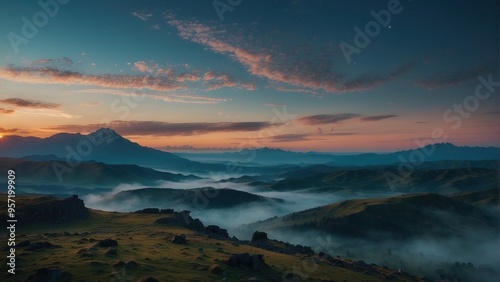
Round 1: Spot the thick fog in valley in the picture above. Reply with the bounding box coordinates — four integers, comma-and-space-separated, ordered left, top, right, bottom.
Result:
79, 174, 500, 282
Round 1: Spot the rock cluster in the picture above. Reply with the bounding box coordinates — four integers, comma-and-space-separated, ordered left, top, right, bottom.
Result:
24, 195, 89, 223
226, 253, 266, 271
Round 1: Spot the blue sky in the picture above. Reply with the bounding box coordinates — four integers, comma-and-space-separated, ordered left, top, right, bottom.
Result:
0, 0, 498, 151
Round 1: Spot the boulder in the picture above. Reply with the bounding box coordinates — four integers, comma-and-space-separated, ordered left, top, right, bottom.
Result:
226, 254, 241, 267
26, 268, 68, 282
226, 253, 266, 270
171, 234, 187, 244
251, 231, 268, 242
209, 264, 224, 275
94, 238, 118, 248
25, 242, 60, 251
206, 225, 229, 238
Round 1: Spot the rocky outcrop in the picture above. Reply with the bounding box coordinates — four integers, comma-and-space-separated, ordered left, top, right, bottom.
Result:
93, 238, 118, 248
206, 225, 229, 239
134, 208, 174, 214
26, 268, 69, 281
251, 231, 268, 242
226, 253, 267, 271
20, 195, 89, 223
171, 234, 187, 244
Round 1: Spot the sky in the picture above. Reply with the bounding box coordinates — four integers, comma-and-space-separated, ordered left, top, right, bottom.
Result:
0, 0, 498, 152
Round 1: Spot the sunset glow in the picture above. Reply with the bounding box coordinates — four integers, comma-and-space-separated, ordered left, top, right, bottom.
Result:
0, 0, 498, 152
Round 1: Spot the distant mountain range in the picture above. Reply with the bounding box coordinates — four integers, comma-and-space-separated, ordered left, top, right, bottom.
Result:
1, 129, 498, 174
0, 157, 199, 188
177, 143, 500, 165
0, 128, 228, 172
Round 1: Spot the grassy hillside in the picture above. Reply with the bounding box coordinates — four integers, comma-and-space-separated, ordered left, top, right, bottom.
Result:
267, 165, 498, 194
244, 193, 498, 241
451, 188, 499, 207
0, 194, 423, 282
108, 187, 284, 210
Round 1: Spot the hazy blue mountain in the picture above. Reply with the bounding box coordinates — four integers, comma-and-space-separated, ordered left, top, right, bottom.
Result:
177, 143, 499, 166
0, 128, 228, 172
0, 157, 199, 188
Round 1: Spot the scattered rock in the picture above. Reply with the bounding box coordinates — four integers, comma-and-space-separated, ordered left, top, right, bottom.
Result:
205, 225, 229, 238
25, 242, 60, 251
26, 267, 68, 282
225, 253, 266, 270
209, 264, 224, 275
94, 238, 118, 248
171, 234, 187, 244
113, 260, 125, 267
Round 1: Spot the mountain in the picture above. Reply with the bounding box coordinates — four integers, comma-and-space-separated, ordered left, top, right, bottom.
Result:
102, 187, 284, 210
243, 193, 498, 241
177, 143, 500, 166
176, 147, 337, 165
328, 143, 500, 166
262, 161, 498, 194
0, 157, 199, 189
0, 128, 227, 172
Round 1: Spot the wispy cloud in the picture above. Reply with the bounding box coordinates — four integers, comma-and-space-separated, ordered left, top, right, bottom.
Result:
45, 120, 282, 136
0, 98, 60, 109
15, 108, 80, 119
270, 134, 309, 142
156, 145, 237, 152
165, 12, 412, 93
0, 127, 20, 133
203, 71, 257, 91
0, 65, 185, 92
297, 113, 361, 125
415, 66, 496, 89
69, 89, 228, 104
263, 103, 287, 107
360, 114, 398, 122
131, 10, 153, 21
30, 57, 73, 67
0, 108, 15, 114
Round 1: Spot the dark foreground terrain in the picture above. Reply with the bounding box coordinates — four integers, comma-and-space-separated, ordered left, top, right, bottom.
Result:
0, 194, 426, 282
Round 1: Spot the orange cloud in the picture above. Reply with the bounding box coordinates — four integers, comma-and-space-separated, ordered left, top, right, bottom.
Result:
0, 66, 185, 92
165, 13, 412, 93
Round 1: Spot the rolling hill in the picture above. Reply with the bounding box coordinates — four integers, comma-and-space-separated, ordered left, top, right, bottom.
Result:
0, 157, 199, 189
243, 193, 499, 241
0, 194, 425, 282
102, 187, 284, 211
265, 162, 498, 194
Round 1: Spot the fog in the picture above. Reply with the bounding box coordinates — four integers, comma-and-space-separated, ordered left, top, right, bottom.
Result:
79, 175, 499, 282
